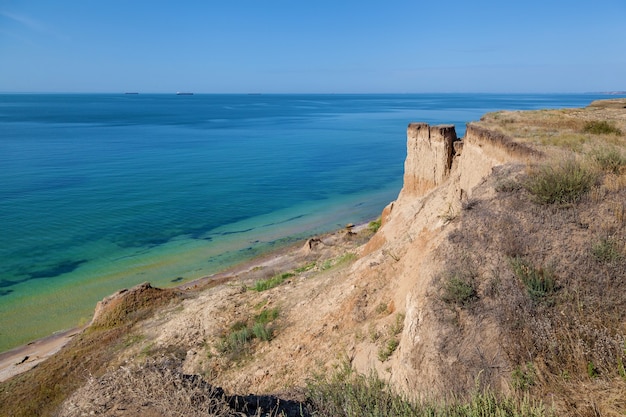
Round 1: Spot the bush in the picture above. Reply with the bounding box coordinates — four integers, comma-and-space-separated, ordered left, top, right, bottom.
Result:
524, 160, 596, 204
441, 275, 478, 306
378, 337, 400, 362
583, 120, 623, 135
511, 362, 536, 391
590, 147, 626, 174
509, 257, 557, 302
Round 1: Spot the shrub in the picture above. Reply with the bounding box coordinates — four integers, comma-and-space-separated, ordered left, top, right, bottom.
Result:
495, 178, 522, 192
509, 257, 557, 302
220, 326, 253, 355
441, 275, 478, 306
524, 160, 596, 204
390, 313, 405, 336
590, 147, 626, 174
378, 337, 400, 362
582, 120, 622, 135
511, 363, 536, 391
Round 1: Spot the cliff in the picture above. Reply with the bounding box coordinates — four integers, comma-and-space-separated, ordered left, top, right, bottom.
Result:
2, 100, 625, 417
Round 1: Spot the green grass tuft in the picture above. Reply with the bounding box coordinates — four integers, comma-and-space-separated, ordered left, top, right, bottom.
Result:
509, 257, 557, 302
254, 307, 279, 325
378, 337, 400, 362
294, 261, 316, 273
251, 272, 295, 291
368, 217, 382, 233
218, 308, 279, 357
592, 237, 623, 263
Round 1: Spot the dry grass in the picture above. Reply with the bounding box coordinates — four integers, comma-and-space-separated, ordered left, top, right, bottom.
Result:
437, 156, 626, 415
59, 358, 308, 417
0, 286, 181, 417
307, 363, 552, 417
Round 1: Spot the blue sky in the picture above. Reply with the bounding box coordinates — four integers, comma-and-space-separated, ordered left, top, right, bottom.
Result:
1, 1, 624, 93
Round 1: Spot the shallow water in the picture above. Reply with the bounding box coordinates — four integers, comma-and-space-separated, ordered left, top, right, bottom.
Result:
0, 93, 617, 352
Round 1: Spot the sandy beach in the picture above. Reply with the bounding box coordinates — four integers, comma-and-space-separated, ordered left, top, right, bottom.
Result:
0, 327, 84, 382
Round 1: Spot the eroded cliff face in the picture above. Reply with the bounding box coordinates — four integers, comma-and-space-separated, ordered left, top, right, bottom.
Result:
355, 122, 540, 396
400, 123, 458, 198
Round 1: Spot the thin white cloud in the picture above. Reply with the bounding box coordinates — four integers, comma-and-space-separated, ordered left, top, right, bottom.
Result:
0, 10, 47, 33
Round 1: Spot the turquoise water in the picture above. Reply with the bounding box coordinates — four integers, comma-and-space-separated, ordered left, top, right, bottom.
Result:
0, 93, 619, 352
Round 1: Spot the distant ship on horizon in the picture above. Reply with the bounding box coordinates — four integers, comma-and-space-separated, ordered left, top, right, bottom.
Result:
176, 92, 194, 95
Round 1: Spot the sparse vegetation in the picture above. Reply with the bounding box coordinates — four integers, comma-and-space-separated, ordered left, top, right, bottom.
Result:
375, 302, 388, 315
592, 236, 623, 263
439, 203, 458, 224
524, 159, 596, 204
495, 178, 522, 193
377, 313, 404, 361
378, 337, 399, 361
60, 359, 308, 417
217, 307, 279, 357
320, 252, 357, 271
441, 273, 478, 306
583, 120, 623, 135
368, 217, 382, 233
294, 261, 316, 273
590, 146, 626, 174
509, 257, 557, 302
306, 364, 552, 417
0, 286, 182, 417
511, 363, 536, 391
251, 272, 295, 291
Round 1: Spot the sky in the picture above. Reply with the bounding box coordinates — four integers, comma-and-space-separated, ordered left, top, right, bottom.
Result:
0, 1, 625, 93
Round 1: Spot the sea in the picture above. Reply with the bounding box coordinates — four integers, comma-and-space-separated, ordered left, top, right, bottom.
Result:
0, 93, 621, 352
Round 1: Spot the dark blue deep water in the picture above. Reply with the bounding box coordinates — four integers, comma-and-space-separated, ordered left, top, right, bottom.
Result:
0, 93, 618, 351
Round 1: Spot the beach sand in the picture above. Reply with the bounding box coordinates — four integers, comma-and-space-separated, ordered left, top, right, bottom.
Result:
0, 327, 83, 382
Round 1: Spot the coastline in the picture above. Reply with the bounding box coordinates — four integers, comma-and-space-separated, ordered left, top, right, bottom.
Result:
0, 221, 371, 382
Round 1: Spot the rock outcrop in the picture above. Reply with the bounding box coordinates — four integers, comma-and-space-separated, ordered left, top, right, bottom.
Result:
400, 123, 458, 198
355, 121, 543, 397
